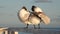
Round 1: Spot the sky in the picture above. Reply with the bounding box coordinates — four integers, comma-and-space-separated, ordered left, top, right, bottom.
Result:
0, 0, 60, 28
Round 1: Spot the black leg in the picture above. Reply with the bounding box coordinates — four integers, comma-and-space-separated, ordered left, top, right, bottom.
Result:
26, 24, 29, 28
34, 25, 36, 29
38, 24, 40, 29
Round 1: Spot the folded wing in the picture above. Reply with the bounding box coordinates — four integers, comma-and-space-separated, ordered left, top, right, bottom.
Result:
31, 6, 50, 24
38, 13, 50, 24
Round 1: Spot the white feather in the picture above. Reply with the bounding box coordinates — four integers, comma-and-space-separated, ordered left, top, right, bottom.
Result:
18, 8, 40, 25
34, 7, 43, 12
33, 6, 50, 25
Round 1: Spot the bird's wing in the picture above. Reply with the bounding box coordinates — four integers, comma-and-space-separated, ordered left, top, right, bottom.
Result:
17, 10, 24, 22
18, 9, 30, 22
34, 7, 50, 24
38, 13, 50, 24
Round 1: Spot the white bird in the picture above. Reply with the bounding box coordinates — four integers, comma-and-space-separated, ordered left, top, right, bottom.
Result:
18, 6, 41, 28
31, 6, 50, 25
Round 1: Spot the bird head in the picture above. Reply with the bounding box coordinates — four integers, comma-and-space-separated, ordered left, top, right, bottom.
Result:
22, 6, 27, 11
31, 6, 36, 11
31, 6, 43, 13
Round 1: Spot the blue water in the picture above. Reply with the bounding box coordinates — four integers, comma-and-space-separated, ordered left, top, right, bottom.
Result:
19, 32, 33, 34
18, 28, 60, 34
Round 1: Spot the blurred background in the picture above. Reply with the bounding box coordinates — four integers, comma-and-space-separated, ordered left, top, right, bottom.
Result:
0, 0, 60, 28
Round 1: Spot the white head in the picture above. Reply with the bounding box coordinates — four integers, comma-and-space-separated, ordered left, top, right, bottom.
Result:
31, 6, 43, 13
